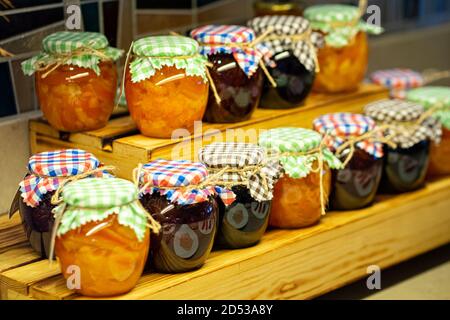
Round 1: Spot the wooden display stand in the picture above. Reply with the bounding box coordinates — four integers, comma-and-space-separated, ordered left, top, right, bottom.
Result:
1, 84, 449, 300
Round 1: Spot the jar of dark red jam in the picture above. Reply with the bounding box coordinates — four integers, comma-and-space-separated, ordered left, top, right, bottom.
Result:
11, 149, 110, 257
248, 15, 321, 109
313, 113, 384, 210
137, 160, 235, 273
199, 143, 281, 248
190, 25, 266, 123
365, 99, 442, 193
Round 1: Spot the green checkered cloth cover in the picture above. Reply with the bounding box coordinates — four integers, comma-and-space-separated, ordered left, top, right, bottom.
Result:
54, 178, 148, 241
407, 86, 450, 129
130, 35, 208, 83
21, 31, 123, 76
304, 4, 383, 48
259, 127, 343, 178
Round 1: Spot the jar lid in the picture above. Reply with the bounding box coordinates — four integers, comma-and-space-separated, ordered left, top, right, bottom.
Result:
247, 15, 323, 72
22, 31, 123, 76
407, 86, 450, 130
138, 159, 235, 206
19, 149, 110, 208
57, 178, 148, 241
304, 4, 383, 47
190, 25, 268, 77
313, 113, 384, 159
258, 128, 342, 178
198, 143, 282, 202
364, 99, 442, 148
129, 35, 207, 83
371, 69, 424, 90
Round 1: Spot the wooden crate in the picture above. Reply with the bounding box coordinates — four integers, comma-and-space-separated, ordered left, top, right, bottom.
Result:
29, 84, 389, 180
1, 176, 450, 300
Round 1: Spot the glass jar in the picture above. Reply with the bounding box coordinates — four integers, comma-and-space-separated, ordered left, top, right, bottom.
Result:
54, 178, 153, 297
332, 149, 383, 210
22, 31, 122, 132
140, 193, 218, 272
190, 25, 266, 123
124, 36, 209, 138
365, 99, 441, 194
304, 4, 383, 94
13, 149, 109, 258
259, 128, 342, 228
428, 127, 450, 176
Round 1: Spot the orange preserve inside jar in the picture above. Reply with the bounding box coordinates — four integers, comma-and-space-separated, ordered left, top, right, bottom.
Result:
259, 128, 342, 229
124, 36, 209, 138
54, 178, 155, 297
304, 4, 383, 93
22, 31, 123, 132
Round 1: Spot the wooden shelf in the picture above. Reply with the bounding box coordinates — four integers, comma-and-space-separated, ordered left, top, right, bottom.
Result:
2, 177, 450, 300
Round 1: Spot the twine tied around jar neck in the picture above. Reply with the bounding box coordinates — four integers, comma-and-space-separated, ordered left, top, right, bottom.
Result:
34, 46, 112, 79
0, 47, 13, 57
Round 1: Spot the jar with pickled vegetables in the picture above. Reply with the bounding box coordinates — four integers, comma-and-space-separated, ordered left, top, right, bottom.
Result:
247, 15, 322, 109
198, 143, 281, 248
304, 4, 383, 93
365, 99, 442, 193
406, 86, 450, 176
9, 149, 111, 258
54, 178, 157, 297
313, 113, 384, 210
259, 128, 343, 228
371, 69, 424, 99
125, 36, 209, 138
190, 25, 266, 123
137, 160, 235, 273
21, 31, 122, 132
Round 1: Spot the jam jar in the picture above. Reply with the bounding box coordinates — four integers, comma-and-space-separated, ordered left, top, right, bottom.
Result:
406, 86, 450, 176
259, 128, 342, 228
304, 4, 383, 93
22, 31, 122, 132
247, 15, 321, 109
198, 143, 281, 248
190, 25, 265, 123
125, 36, 209, 138
365, 99, 442, 193
10, 149, 111, 258
371, 69, 424, 99
54, 178, 156, 297
137, 160, 234, 273
313, 113, 384, 210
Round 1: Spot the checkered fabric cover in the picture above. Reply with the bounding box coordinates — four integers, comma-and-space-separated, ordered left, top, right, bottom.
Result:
313, 113, 384, 159
55, 178, 148, 241
22, 31, 123, 76
190, 25, 270, 77
198, 143, 282, 202
364, 99, 442, 149
247, 15, 323, 72
129, 35, 207, 83
407, 86, 450, 129
138, 159, 235, 206
371, 69, 424, 90
19, 149, 110, 207
304, 4, 383, 48
258, 128, 343, 179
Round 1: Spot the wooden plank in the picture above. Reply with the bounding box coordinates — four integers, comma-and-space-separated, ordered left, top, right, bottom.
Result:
6, 176, 445, 300
0, 214, 27, 251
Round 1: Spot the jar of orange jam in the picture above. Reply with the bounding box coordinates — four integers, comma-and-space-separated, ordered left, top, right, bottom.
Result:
304, 4, 383, 93
21, 31, 122, 132
259, 128, 342, 228
125, 36, 209, 138
54, 178, 159, 297
406, 87, 450, 176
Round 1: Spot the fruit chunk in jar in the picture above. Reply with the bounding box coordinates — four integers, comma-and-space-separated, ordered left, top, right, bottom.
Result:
125, 65, 208, 138
35, 62, 117, 132
313, 32, 368, 93
55, 214, 149, 297
270, 164, 331, 228
428, 128, 450, 176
